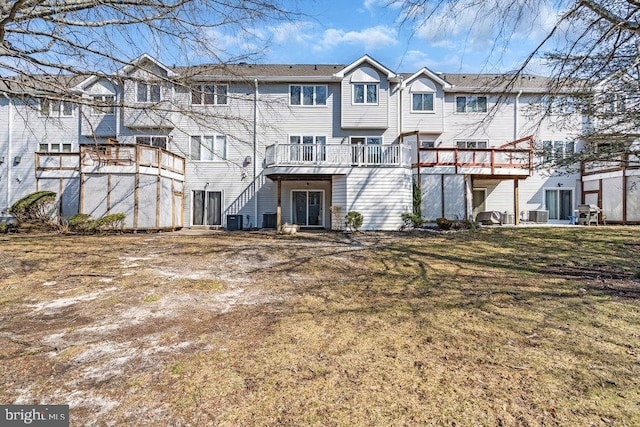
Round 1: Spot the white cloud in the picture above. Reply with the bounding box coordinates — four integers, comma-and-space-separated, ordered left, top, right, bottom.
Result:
316, 25, 399, 52
268, 21, 317, 45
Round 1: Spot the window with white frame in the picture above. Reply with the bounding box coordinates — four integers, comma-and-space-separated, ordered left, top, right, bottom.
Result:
353, 83, 378, 104
542, 140, 575, 163
38, 143, 72, 152
91, 95, 115, 115
136, 82, 161, 103
455, 96, 487, 113
191, 84, 228, 105
135, 136, 168, 149
603, 93, 626, 113
456, 140, 488, 149
289, 85, 327, 106
412, 93, 435, 112
40, 99, 73, 117
190, 135, 227, 161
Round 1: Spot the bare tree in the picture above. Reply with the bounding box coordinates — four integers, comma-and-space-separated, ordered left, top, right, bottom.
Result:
395, 0, 640, 167
0, 0, 297, 118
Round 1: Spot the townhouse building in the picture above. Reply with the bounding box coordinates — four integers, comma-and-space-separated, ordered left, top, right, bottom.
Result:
0, 54, 637, 230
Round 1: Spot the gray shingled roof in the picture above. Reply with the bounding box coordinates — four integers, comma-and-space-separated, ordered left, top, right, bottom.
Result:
0, 63, 570, 94
173, 64, 346, 79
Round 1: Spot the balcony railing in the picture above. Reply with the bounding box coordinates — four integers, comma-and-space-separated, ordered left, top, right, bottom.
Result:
416, 147, 533, 175
36, 144, 185, 175
265, 143, 409, 168
581, 152, 640, 176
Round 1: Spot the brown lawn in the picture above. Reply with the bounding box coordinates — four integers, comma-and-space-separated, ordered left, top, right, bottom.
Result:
1, 227, 639, 426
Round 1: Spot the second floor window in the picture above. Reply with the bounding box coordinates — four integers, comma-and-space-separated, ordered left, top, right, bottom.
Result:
603, 93, 626, 113
412, 93, 434, 112
91, 95, 115, 115
190, 135, 227, 161
456, 96, 487, 113
542, 140, 575, 163
353, 83, 377, 104
137, 82, 161, 103
40, 99, 73, 117
136, 136, 167, 149
192, 84, 228, 105
290, 85, 327, 106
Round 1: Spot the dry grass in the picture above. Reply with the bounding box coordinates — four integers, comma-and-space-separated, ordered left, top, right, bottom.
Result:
0, 227, 639, 426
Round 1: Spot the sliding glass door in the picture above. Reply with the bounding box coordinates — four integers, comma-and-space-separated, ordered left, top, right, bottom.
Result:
545, 189, 572, 221
292, 190, 324, 227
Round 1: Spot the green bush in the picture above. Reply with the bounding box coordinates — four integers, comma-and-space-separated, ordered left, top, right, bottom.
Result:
345, 211, 364, 232
93, 213, 126, 232
68, 212, 125, 233
68, 213, 93, 232
400, 212, 425, 230
8, 191, 56, 225
435, 217, 452, 230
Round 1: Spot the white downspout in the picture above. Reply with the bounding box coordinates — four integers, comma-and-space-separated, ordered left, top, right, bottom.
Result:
2, 92, 12, 211
514, 91, 522, 140
253, 79, 258, 229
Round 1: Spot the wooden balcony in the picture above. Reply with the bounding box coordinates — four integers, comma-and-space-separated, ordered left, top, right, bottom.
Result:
581, 152, 640, 177
413, 136, 534, 177
35, 144, 185, 180
264, 143, 410, 176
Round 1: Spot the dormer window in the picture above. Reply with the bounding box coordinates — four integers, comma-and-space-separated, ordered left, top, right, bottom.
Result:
354, 84, 377, 104
351, 66, 380, 105
91, 95, 115, 115
603, 93, 626, 113
137, 82, 161, 103
410, 78, 437, 112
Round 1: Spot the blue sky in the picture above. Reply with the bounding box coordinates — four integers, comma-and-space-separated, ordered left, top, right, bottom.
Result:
211, 0, 564, 75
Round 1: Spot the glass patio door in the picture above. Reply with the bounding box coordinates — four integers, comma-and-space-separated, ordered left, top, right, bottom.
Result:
292, 190, 323, 227
545, 189, 572, 220
192, 190, 222, 226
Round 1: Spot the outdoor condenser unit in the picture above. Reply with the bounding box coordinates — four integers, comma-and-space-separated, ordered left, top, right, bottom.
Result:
528, 210, 549, 223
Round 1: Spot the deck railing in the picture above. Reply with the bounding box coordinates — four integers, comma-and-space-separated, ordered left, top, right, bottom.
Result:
265, 143, 409, 168
581, 152, 640, 176
416, 147, 533, 175
35, 144, 185, 175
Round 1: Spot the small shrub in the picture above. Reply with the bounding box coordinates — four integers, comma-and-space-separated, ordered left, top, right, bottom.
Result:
436, 217, 452, 231
92, 213, 126, 232
68, 213, 93, 233
400, 212, 425, 230
8, 191, 57, 226
345, 211, 364, 232
68, 212, 125, 233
